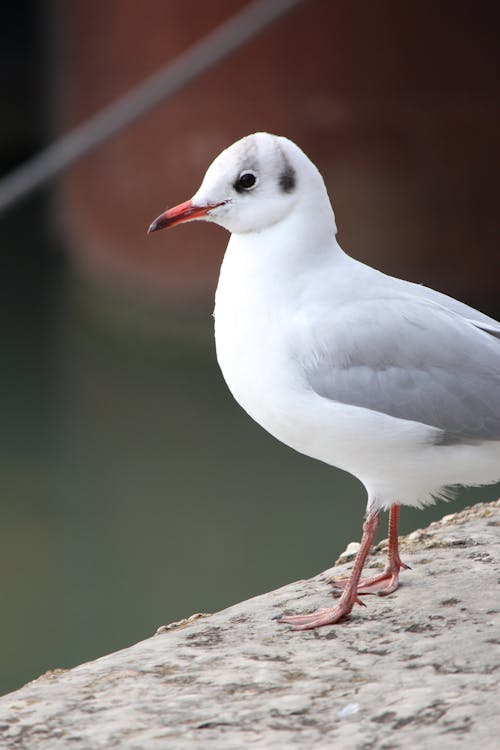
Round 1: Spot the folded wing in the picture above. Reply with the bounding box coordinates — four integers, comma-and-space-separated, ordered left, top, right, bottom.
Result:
301, 297, 500, 444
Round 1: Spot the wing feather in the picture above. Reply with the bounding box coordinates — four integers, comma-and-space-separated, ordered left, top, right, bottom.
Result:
299, 297, 500, 443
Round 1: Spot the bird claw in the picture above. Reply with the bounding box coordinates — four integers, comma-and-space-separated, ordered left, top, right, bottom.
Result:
331, 560, 409, 597
277, 605, 353, 630
276, 588, 369, 629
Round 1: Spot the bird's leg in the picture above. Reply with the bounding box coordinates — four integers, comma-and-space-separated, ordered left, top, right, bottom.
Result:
331, 503, 410, 597
277, 510, 380, 630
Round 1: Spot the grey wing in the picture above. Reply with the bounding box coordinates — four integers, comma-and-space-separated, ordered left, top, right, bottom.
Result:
301, 298, 500, 443
401, 277, 500, 336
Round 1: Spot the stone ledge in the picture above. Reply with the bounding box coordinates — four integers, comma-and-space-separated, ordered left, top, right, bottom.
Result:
1, 500, 499, 749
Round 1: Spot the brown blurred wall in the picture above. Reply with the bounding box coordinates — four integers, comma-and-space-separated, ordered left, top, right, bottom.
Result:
54, 0, 499, 309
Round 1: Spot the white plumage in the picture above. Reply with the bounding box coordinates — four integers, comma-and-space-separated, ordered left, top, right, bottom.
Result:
149, 132, 500, 629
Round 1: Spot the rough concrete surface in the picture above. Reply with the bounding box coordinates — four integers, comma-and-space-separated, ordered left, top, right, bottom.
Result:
1, 500, 499, 749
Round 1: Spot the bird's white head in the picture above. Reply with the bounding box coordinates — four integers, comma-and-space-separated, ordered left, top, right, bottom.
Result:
148, 132, 336, 237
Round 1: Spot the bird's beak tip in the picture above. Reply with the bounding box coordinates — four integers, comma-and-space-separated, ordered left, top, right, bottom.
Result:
147, 219, 160, 234
147, 199, 195, 235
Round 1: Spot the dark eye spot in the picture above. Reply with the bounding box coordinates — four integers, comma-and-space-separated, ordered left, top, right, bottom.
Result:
279, 165, 296, 193
234, 171, 257, 192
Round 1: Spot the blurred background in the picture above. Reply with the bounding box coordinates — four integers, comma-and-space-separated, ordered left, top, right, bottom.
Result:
1, 0, 499, 696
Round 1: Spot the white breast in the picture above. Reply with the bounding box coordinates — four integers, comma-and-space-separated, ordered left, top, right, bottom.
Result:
214, 239, 301, 437
213, 233, 383, 458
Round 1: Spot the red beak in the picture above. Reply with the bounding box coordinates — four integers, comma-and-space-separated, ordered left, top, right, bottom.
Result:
147, 199, 222, 233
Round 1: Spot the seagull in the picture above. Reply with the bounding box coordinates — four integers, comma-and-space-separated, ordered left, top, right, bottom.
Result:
148, 132, 500, 630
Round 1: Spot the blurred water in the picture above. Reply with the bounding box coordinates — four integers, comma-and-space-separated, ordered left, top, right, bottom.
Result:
1, 195, 498, 696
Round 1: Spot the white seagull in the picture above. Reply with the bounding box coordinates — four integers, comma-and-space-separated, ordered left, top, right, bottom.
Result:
149, 132, 500, 630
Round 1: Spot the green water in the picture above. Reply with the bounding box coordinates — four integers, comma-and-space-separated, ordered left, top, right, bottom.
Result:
1, 196, 498, 697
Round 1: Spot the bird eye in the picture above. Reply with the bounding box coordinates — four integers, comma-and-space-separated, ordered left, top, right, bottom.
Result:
235, 171, 257, 191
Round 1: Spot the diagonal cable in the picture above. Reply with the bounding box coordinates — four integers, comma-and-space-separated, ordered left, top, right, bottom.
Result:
0, 0, 306, 214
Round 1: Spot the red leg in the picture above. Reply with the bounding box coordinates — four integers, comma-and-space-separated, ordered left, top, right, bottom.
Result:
277, 510, 380, 630
331, 503, 410, 597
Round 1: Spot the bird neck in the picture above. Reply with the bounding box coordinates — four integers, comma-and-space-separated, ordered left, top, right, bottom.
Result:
230, 197, 338, 270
